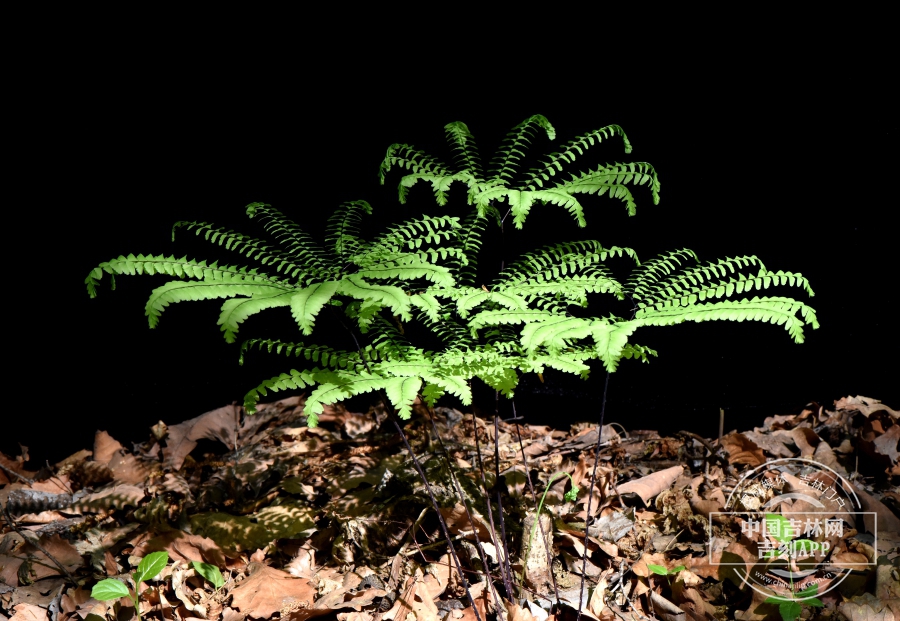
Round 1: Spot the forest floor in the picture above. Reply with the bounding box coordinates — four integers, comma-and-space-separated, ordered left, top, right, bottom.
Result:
0, 395, 898, 621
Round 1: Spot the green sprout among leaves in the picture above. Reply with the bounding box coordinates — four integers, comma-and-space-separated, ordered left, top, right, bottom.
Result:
528, 472, 579, 551
192, 561, 225, 590
91, 551, 168, 621
648, 563, 686, 585
765, 584, 824, 621
761, 514, 825, 621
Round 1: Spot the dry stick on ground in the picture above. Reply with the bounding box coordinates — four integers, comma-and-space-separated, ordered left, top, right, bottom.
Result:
677, 430, 737, 477
512, 402, 562, 608
577, 371, 610, 621
0, 462, 33, 485
426, 411, 506, 614
1, 499, 78, 587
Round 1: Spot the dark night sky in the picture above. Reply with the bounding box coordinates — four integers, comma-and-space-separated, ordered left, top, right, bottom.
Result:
8, 48, 897, 464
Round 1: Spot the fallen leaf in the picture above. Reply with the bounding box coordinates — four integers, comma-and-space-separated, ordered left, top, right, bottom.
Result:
616, 465, 683, 504
164, 404, 242, 470
230, 562, 316, 619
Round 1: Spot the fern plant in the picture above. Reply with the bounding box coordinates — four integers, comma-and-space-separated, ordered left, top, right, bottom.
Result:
86, 116, 817, 428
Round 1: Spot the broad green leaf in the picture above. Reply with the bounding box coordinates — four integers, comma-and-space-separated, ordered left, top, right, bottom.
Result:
779, 601, 802, 621
764, 513, 794, 544
191, 561, 225, 589
647, 564, 668, 575
136, 551, 168, 582
91, 579, 130, 601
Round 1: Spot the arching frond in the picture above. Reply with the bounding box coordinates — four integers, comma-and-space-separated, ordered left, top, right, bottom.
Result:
444, 121, 484, 182
324, 201, 373, 262
488, 114, 556, 183
245, 202, 332, 274
218, 290, 295, 343
172, 221, 314, 282
86, 254, 284, 298
239, 338, 370, 371
243, 368, 316, 416
146, 280, 288, 329
635, 296, 820, 343
521, 124, 632, 187
290, 281, 340, 335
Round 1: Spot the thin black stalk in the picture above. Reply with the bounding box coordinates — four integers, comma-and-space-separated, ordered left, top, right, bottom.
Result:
427, 412, 505, 614
512, 402, 561, 607
493, 407, 514, 599
470, 411, 510, 601
329, 307, 483, 621
391, 416, 483, 621
576, 371, 610, 621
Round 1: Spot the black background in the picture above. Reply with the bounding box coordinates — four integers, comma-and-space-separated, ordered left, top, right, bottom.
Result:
8, 38, 897, 465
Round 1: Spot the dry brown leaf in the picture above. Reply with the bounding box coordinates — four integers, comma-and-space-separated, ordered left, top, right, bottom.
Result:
8, 603, 48, 621
73, 484, 144, 513
439, 504, 493, 541
133, 530, 227, 567
839, 592, 899, 621
164, 404, 241, 470
616, 465, 683, 504
719, 433, 766, 466
230, 562, 316, 619
835, 395, 899, 420
383, 575, 439, 621
92, 431, 124, 465
874, 423, 900, 464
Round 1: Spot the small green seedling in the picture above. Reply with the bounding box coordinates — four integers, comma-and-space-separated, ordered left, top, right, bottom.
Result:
765, 584, 824, 621
192, 561, 225, 590
648, 563, 686, 587
528, 472, 579, 551
91, 551, 168, 621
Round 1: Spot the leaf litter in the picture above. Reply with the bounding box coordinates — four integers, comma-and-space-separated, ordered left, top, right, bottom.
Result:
0, 395, 897, 621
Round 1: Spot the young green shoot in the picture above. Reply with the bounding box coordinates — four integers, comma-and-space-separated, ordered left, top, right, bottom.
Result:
91, 551, 169, 621
528, 472, 579, 551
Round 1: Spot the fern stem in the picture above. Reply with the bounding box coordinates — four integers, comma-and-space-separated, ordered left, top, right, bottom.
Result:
576, 371, 610, 621
391, 416, 484, 621
426, 412, 506, 611
493, 402, 514, 599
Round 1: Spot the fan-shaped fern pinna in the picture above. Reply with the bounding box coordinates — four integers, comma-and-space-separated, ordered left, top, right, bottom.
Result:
86, 116, 817, 427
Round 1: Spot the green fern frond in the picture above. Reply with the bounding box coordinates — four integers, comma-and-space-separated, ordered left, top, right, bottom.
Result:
520, 316, 595, 354
383, 376, 423, 420
337, 275, 411, 320
499, 241, 637, 283
239, 338, 369, 371
145, 279, 289, 328
355, 256, 455, 288
467, 309, 555, 331
379, 144, 453, 187
290, 280, 340, 335
218, 290, 294, 343
634, 296, 819, 343
488, 114, 556, 183
363, 215, 462, 258
523, 124, 632, 186
245, 202, 332, 275
324, 201, 373, 262
86, 254, 281, 298
444, 121, 484, 181
409, 293, 443, 322
415, 309, 477, 349
455, 288, 529, 318
626, 248, 701, 299
449, 211, 493, 287
172, 221, 314, 281
531, 162, 660, 217
243, 368, 316, 416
